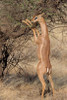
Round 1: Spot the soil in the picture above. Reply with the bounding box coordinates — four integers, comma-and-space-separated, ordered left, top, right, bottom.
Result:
0, 57, 67, 100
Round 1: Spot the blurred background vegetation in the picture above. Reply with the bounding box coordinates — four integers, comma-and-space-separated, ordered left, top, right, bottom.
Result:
0, 0, 67, 77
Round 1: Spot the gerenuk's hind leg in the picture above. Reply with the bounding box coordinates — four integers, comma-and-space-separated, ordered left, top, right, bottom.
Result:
37, 62, 46, 100
48, 74, 55, 95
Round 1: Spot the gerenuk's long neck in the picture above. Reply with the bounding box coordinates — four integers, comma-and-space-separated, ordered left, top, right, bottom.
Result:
38, 17, 48, 36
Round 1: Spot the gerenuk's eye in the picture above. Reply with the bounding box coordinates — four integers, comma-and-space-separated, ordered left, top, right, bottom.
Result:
34, 17, 37, 20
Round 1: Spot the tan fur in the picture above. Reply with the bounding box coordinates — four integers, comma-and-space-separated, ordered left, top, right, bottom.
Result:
22, 15, 55, 100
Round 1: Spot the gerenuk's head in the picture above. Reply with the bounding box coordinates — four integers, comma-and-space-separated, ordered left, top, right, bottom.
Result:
31, 13, 44, 23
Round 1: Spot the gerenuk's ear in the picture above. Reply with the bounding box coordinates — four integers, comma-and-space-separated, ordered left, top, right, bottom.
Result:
40, 13, 44, 17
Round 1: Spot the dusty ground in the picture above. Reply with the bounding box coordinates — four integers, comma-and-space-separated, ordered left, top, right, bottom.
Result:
0, 57, 67, 100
